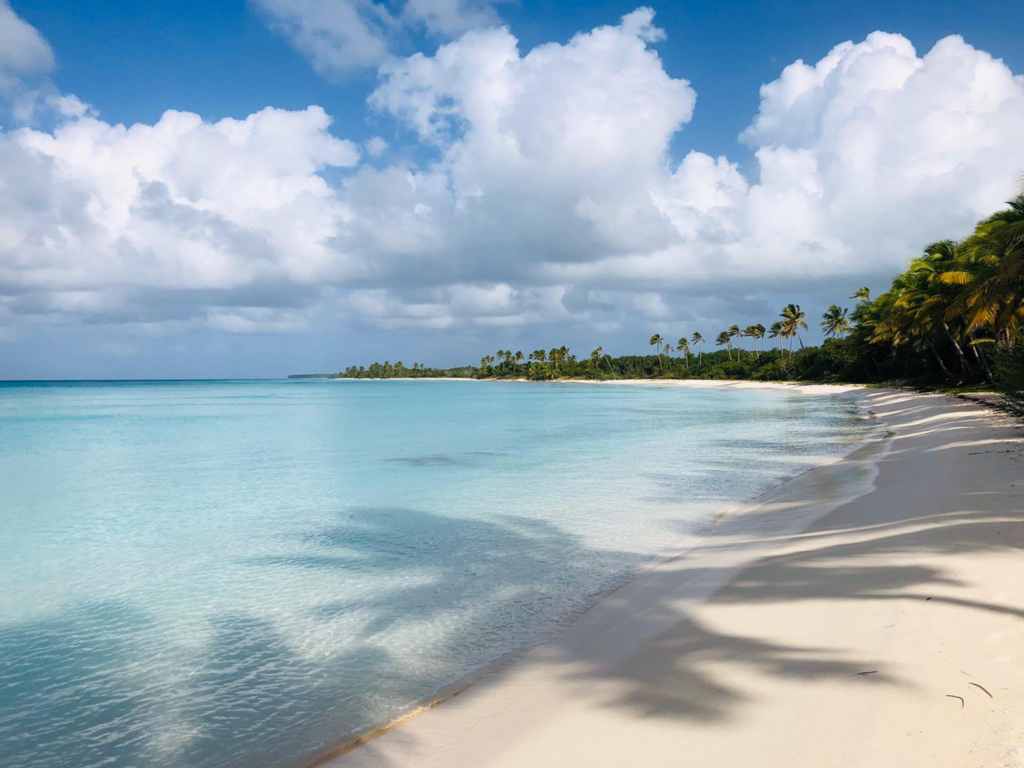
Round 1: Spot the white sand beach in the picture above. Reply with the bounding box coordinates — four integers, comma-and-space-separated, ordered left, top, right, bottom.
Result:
324, 389, 1024, 768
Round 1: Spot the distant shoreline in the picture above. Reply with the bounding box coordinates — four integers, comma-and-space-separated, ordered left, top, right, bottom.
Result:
315, 376, 868, 395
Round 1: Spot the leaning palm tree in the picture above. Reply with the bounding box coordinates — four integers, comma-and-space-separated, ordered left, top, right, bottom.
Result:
821, 305, 852, 338
590, 346, 603, 372
649, 334, 665, 373
716, 330, 732, 361
780, 304, 809, 351
676, 338, 690, 369
691, 331, 705, 365
943, 193, 1024, 346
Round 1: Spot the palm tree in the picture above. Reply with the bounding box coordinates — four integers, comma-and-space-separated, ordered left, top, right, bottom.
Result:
743, 325, 761, 358
590, 346, 603, 372
548, 346, 569, 374
821, 305, 852, 338
942, 193, 1024, 346
753, 323, 766, 354
548, 347, 561, 373
851, 286, 871, 302
716, 331, 732, 361
769, 320, 784, 352
513, 350, 524, 375
780, 304, 809, 351
649, 334, 665, 373
691, 332, 705, 365
728, 324, 743, 360
676, 338, 690, 369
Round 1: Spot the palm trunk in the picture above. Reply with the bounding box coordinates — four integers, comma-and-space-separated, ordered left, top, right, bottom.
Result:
926, 338, 952, 378
944, 323, 969, 374
972, 341, 995, 383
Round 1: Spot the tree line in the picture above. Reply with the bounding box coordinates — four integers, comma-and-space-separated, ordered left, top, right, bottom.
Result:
332, 191, 1023, 396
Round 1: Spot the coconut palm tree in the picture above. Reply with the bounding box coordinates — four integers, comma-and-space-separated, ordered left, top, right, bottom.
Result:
649, 334, 665, 373
743, 325, 761, 358
821, 305, 852, 338
677, 338, 690, 369
548, 347, 562, 374
769, 321, 784, 352
728, 325, 743, 360
716, 330, 732, 361
513, 350, 524, 375
780, 304, 809, 351
942, 193, 1024, 345
851, 286, 871, 302
590, 346, 604, 372
691, 332, 705, 365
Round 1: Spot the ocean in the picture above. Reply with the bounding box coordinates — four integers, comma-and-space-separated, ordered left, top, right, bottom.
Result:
0, 379, 868, 767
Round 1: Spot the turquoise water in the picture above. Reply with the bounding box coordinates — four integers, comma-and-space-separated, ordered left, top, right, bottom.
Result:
0, 380, 867, 767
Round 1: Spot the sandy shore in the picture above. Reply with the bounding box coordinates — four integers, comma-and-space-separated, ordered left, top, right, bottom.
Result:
328, 376, 865, 395
553, 378, 869, 395
324, 389, 1024, 768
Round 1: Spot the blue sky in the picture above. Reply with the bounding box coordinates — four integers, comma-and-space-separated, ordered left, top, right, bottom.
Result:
2, 0, 1024, 378
21, 0, 1022, 164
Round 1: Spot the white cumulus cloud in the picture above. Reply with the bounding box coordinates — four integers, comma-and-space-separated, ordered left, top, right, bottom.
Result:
1, 4, 1024, 358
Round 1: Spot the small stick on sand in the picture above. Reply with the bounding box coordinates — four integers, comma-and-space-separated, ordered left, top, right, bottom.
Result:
968, 683, 993, 698
946, 695, 965, 709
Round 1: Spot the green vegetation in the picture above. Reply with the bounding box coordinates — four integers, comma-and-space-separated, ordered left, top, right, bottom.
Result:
331, 193, 1024, 398
337, 361, 476, 379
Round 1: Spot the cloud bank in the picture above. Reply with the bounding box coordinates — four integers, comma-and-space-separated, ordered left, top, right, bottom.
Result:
1, 3, 1024, 366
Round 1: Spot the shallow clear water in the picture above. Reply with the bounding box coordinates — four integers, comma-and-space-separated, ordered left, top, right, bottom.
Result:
0, 380, 868, 767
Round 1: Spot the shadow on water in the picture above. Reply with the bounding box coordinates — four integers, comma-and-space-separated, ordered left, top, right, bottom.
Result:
250, 507, 646, 653
3, 392, 1022, 767
2, 508, 643, 768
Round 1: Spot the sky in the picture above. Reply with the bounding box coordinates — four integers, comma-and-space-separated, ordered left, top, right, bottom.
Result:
1, 0, 1023, 379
